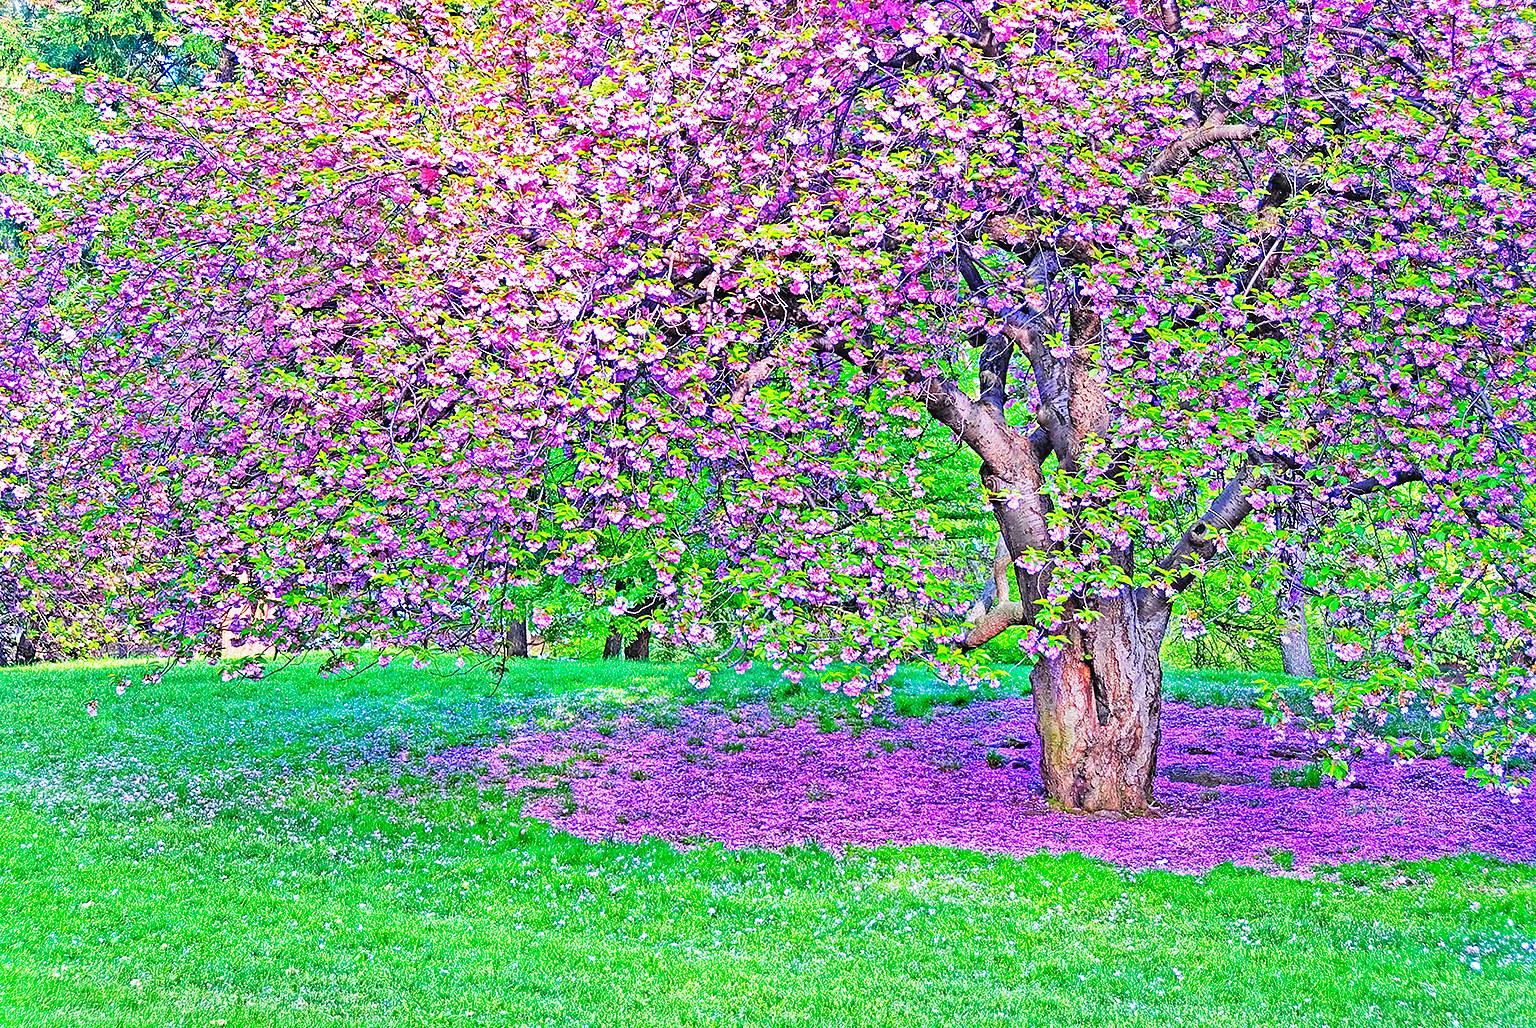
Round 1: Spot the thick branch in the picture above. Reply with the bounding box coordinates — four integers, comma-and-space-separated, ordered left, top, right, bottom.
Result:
730, 351, 780, 404
990, 533, 1011, 605
1027, 426, 1052, 466
978, 331, 1013, 414
1320, 467, 1424, 504
1327, 25, 1427, 79
1143, 462, 1429, 619
961, 600, 1025, 650
964, 533, 1013, 621
1143, 470, 1259, 613
960, 219, 1097, 265
1136, 114, 1258, 197
915, 374, 1022, 474
1265, 170, 1387, 207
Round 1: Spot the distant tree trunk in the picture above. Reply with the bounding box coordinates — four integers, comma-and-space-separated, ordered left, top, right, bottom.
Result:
623, 627, 651, 660
1277, 580, 1315, 677
0, 576, 35, 666
604, 595, 658, 661
215, 45, 238, 83
1277, 537, 1316, 678
604, 624, 653, 660
14, 627, 35, 663
0, 621, 37, 665
1030, 593, 1169, 813
505, 619, 528, 659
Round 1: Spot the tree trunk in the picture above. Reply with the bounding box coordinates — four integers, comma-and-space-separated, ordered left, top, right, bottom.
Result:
604, 595, 658, 660
1030, 595, 1169, 813
1277, 555, 1315, 678
1278, 603, 1314, 678
505, 619, 528, 659
14, 627, 35, 663
0, 576, 12, 667
623, 627, 651, 661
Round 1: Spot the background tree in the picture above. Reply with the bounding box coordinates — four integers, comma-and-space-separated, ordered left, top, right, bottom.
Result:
9, 0, 1535, 809
3, 0, 220, 85
0, 0, 223, 661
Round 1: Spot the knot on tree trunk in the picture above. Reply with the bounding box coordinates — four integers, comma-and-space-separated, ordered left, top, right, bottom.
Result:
1186, 520, 1218, 559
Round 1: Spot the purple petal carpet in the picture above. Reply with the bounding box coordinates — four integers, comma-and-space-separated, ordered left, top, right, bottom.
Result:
431, 698, 1536, 873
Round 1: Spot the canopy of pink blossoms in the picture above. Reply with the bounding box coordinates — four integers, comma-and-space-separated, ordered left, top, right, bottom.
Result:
3, 0, 1535, 779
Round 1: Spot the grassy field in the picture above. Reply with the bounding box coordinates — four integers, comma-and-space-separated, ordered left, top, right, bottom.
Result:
0, 657, 1532, 1027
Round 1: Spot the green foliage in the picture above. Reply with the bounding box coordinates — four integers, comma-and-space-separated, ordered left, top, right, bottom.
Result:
1270, 763, 1325, 790
0, 0, 224, 251
4, 0, 219, 85
0, 58, 94, 164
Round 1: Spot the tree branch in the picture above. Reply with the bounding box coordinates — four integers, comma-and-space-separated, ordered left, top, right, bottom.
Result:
1143, 469, 1259, 613
990, 532, 1011, 605
729, 350, 782, 404
1136, 113, 1258, 197
1327, 25, 1427, 79
1142, 463, 1429, 619
960, 600, 1025, 650
978, 331, 1013, 414
1319, 467, 1424, 504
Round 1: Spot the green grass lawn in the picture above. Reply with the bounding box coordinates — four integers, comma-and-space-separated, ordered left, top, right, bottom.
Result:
0, 657, 1531, 1027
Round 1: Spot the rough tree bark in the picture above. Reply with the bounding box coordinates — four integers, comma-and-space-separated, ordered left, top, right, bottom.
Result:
938, 319, 1267, 813
0, 576, 36, 667
1277, 555, 1316, 678
1031, 595, 1170, 812
603, 627, 652, 659
623, 628, 652, 661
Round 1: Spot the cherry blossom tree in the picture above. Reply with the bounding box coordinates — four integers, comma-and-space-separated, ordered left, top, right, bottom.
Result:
8, 0, 1536, 810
